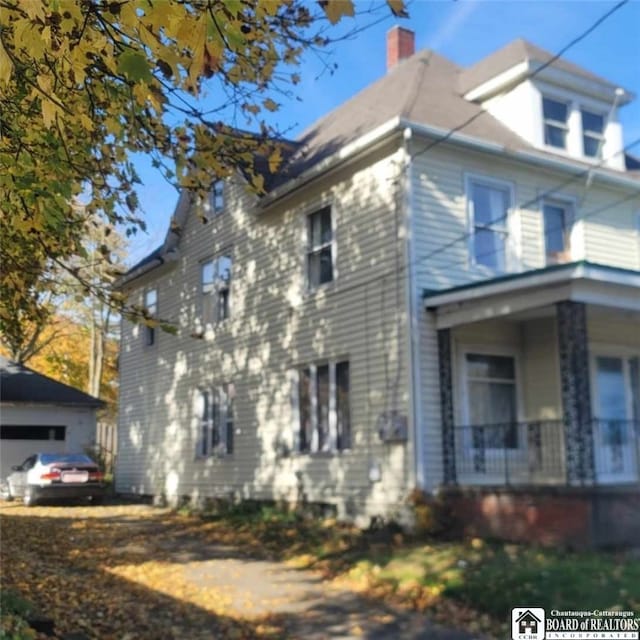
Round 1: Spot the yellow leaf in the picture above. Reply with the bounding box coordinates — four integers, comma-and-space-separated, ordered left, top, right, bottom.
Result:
21, 0, 45, 21
387, 0, 409, 18
263, 98, 278, 112
268, 147, 282, 173
321, 0, 355, 25
0, 40, 13, 85
41, 99, 57, 128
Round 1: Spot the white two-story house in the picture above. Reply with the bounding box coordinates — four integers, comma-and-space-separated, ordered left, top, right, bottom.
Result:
117, 29, 640, 545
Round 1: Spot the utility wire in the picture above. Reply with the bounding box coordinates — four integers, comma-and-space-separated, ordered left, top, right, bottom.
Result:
413, 136, 640, 274
421, 190, 640, 280
409, 0, 630, 163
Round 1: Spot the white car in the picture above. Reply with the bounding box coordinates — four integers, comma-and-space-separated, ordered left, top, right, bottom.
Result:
1, 452, 106, 506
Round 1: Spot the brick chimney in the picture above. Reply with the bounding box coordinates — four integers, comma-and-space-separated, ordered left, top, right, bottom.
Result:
387, 26, 415, 71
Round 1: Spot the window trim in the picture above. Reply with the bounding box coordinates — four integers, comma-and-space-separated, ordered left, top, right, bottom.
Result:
465, 174, 515, 273
542, 95, 570, 150
195, 383, 235, 459
541, 197, 575, 265
210, 179, 225, 215
294, 359, 351, 455
580, 108, 606, 159
200, 252, 232, 325
457, 344, 524, 451
143, 288, 158, 347
305, 205, 336, 292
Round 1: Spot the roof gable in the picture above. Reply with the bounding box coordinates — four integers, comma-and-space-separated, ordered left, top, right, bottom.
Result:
458, 38, 618, 96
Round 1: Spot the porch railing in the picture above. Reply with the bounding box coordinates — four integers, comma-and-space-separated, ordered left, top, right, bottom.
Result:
454, 421, 567, 485
454, 419, 640, 486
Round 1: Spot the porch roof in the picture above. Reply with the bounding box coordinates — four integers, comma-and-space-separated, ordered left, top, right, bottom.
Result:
423, 261, 640, 328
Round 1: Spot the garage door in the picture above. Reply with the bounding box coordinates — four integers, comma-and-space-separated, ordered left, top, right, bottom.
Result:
0, 426, 67, 478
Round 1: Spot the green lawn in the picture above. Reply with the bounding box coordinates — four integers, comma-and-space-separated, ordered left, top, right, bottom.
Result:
198, 504, 640, 637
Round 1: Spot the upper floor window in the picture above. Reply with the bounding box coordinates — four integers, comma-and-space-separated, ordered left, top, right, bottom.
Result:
298, 360, 350, 453
543, 200, 573, 264
581, 109, 605, 158
197, 383, 234, 457
306, 207, 333, 289
201, 255, 232, 324
210, 180, 224, 215
468, 179, 510, 271
542, 97, 569, 149
144, 288, 157, 346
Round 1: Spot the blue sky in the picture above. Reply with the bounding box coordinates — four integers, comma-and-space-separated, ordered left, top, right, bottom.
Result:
127, 0, 640, 265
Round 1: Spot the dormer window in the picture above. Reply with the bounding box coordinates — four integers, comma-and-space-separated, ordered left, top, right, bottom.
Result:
542, 97, 569, 149
581, 109, 605, 158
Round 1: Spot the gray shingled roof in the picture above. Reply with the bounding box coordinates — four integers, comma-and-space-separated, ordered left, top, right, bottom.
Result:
458, 38, 618, 96
0, 356, 104, 407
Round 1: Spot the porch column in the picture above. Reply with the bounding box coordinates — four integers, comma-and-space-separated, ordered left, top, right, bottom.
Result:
556, 301, 595, 484
438, 328, 456, 485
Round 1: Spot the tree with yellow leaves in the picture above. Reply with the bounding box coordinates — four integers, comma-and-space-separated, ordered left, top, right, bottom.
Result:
0, 0, 406, 333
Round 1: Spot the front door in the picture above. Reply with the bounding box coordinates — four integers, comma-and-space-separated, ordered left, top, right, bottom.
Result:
593, 355, 639, 483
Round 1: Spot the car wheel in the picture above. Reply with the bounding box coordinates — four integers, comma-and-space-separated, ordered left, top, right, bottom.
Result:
23, 486, 37, 507
0, 483, 13, 502
91, 495, 104, 506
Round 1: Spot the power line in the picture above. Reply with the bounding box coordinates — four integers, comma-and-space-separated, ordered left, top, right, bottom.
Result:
412, 136, 640, 273
420, 190, 640, 279
410, 0, 630, 163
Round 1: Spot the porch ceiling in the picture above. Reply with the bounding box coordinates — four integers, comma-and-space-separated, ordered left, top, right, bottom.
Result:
423, 261, 640, 328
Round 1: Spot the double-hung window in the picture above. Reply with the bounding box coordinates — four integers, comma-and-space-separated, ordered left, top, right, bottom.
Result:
201, 255, 232, 324
581, 109, 605, 158
144, 288, 158, 346
465, 353, 518, 449
197, 383, 234, 457
210, 180, 224, 215
306, 207, 334, 289
468, 179, 511, 270
542, 200, 573, 264
542, 97, 569, 149
298, 360, 350, 453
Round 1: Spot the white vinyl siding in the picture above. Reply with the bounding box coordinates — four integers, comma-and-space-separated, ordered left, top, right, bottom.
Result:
117, 142, 412, 519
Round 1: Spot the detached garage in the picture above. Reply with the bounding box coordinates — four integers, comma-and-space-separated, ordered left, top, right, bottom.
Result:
0, 356, 103, 477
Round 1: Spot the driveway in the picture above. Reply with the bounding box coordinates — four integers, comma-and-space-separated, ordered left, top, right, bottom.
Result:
0, 502, 478, 639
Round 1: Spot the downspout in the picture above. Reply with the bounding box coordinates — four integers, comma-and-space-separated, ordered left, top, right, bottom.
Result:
402, 127, 426, 490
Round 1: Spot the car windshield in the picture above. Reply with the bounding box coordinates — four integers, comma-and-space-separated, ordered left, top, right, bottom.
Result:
39, 453, 94, 465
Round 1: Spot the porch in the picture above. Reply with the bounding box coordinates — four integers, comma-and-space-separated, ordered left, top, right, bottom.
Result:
453, 419, 640, 486
424, 261, 640, 489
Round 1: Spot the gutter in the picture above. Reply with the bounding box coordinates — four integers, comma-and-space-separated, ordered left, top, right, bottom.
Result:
401, 118, 640, 192
424, 262, 640, 309
114, 249, 179, 289
402, 128, 426, 491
